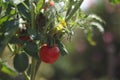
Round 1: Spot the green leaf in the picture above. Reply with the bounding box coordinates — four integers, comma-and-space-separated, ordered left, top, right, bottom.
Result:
0, 7, 2, 14
0, 60, 17, 77
66, 0, 76, 17
110, 0, 120, 5
86, 29, 96, 46
23, 41, 39, 59
57, 40, 69, 56
5, 3, 14, 15
88, 14, 105, 23
17, 2, 30, 21
27, 27, 36, 36
13, 52, 29, 72
0, 16, 9, 26
9, 36, 22, 44
90, 22, 104, 33
0, 19, 19, 56
65, 0, 83, 21
36, 0, 44, 14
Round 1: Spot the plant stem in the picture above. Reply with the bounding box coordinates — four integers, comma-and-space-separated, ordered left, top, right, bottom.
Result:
30, 58, 37, 80
35, 59, 41, 76
8, 44, 14, 53
30, 57, 42, 80
29, 0, 37, 80
29, 0, 42, 80
30, 0, 35, 29
23, 72, 30, 80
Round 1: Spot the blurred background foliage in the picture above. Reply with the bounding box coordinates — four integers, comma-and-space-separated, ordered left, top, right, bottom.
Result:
35, 0, 120, 80
0, 0, 120, 80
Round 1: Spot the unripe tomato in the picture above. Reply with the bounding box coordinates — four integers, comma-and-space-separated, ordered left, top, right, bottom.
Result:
13, 53, 29, 72
49, 1, 54, 7
39, 44, 60, 63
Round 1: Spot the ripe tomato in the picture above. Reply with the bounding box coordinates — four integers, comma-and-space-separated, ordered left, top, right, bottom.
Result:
49, 1, 54, 7
39, 44, 60, 63
19, 36, 30, 41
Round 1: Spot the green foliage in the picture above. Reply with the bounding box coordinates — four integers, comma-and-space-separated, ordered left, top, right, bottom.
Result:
110, 0, 120, 5
0, 59, 17, 77
23, 41, 39, 59
36, 0, 44, 14
0, 19, 19, 55
17, 2, 30, 21
0, 0, 105, 80
57, 40, 69, 56
65, 0, 83, 21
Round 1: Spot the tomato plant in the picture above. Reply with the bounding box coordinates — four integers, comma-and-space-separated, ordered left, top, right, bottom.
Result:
0, 0, 105, 80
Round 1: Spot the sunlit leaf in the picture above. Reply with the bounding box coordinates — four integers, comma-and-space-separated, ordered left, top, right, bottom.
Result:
110, 0, 120, 5
90, 22, 104, 33
88, 14, 105, 23
86, 29, 96, 46
0, 61, 17, 77
65, 0, 83, 21
36, 0, 44, 14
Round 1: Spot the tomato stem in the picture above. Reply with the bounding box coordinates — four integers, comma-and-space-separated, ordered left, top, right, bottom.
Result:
30, 58, 35, 80
23, 72, 30, 80
47, 36, 55, 47
7, 44, 14, 53
34, 60, 41, 75
31, 59, 41, 80
30, 0, 36, 29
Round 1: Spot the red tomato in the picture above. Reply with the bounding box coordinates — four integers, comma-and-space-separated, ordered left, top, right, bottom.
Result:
39, 44, 60, 63
19, 36, 30, 41
49, 1, 54, 7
